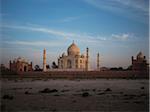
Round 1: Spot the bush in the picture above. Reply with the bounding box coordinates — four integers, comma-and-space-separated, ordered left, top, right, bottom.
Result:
82, 92, 89, 97
40, 88, 58, 93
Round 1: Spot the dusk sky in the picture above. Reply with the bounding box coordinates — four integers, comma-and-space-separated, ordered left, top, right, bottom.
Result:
1, 0, 149, 69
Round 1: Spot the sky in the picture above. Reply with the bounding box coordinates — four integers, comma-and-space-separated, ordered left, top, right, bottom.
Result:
1, 0, 149, 69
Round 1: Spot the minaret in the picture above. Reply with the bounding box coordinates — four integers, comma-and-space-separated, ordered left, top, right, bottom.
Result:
9, 60, 11, 71
86, 47, 89, 71
97, 53, 100, 70
43, 49, 46, 72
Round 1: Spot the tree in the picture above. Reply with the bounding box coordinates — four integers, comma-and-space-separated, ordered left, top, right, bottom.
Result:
46, 65, 50, 69
126, 65, 132, 70
110, 67, 124, 71
34, 65, 42, 71
51, 61, 58, 69
118, 67, 123, 70
110, 67, 118, 71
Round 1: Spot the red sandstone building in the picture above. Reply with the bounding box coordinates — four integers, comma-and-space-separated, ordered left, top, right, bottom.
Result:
132, 52, 148, 71
10, 57, 33, 72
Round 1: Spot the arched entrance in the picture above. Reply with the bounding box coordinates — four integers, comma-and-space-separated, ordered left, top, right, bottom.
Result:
24, 66, 27, 72
67, 59, 72, 68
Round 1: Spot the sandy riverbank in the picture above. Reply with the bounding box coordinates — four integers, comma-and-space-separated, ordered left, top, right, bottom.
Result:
1, 79, 149, 112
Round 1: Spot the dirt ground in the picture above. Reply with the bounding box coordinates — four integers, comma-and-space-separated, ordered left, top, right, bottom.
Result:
1, 79, 149, 112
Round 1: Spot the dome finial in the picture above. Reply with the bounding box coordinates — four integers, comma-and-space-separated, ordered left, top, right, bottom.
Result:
73, 40, 74, 44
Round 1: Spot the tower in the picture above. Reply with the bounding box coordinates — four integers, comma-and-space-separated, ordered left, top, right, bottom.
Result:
9, 60, 11, 71
86, 47, 89, 71
97, 53, 100, 70
43, 49, 46, 72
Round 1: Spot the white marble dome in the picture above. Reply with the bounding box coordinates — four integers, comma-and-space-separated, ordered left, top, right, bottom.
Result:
67, 42, 80, 56
137, 52, 144, 59
16, 57, 27, 62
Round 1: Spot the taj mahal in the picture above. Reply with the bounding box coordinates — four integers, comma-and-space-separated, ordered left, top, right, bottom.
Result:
43, 41, 93, 71
58, 41, 89, 70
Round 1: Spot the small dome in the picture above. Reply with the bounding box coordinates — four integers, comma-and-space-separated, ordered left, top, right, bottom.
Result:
67, 42, 80, 56
137, 52, 144, 59
17, 57, 27, 62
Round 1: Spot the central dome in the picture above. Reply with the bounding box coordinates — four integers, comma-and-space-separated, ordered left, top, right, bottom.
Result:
67, 42, 80, 56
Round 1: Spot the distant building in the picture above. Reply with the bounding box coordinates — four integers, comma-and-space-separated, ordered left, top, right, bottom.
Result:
0, 64, 9, 72
10, 57, 33, 72
132, 52, 148, 71
58, 41, 89, 71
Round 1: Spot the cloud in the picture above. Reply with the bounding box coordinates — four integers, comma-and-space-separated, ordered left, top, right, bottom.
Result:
3, 40, 63, 47
113, 0, 148, 13
0, 13, 9, 16
2, 24, 76, 38
111, 33, 132, 41
2, 25, 70, 37
1, 24, 133, 44
52, 14, 92, 23
84, 0, 148, 13
84, 0, 148, 23
60, 16, 80, 22
1, 24, 107, 42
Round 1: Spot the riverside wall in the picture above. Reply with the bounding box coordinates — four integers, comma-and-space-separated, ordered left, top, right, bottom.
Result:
1, 71, 149, 79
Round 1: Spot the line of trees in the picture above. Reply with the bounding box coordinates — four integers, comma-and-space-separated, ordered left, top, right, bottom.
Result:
34, 61, 58, 71
109, 65, 132, 71
0, 62, 133, 72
